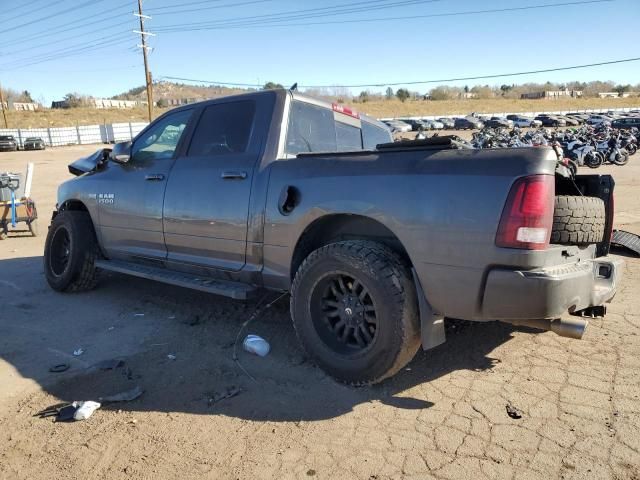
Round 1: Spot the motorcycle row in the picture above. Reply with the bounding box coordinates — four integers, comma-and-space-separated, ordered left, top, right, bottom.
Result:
467, 124, 637, 168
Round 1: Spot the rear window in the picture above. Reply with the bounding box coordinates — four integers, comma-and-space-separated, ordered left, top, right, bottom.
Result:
188, 101, 255, 156
286, 101, 336, 154
0, 136, 14, 141
336, 121, 362, 151
362, 121, 392, 149
285, 100, 391, 155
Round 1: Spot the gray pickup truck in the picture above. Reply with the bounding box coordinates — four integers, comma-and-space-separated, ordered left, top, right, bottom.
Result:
44, 89, 621, 384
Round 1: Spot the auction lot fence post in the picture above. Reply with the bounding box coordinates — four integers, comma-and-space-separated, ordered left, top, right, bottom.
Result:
0, 122, 149, 148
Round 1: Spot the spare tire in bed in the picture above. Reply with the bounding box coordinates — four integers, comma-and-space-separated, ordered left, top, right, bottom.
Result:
551, 195, 606, 245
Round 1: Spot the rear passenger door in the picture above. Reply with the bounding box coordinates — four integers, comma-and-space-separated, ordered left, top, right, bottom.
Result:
162, 95, 272, 271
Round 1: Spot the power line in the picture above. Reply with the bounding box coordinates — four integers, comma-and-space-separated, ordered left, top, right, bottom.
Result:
0, 36, 134, 71
148, 0, 229, 11
1, 27, 134, 59
151, 0, 275, 16
0, 0, 108, 36
154, 0, 441, 31
0, 32, 132, 69
154, 0, 613, 32
159, 57, 640, 89
2, 0, 53, 24
0, 0, 133, 49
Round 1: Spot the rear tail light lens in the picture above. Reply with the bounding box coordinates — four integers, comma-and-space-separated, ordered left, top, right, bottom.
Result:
496, 175, 554, 250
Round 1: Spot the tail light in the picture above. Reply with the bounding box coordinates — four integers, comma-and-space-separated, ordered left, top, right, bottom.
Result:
496, 175, 554, 250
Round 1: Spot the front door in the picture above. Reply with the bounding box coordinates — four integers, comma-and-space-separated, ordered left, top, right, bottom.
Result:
163, 98, 268, 271
96, 108, 193, 261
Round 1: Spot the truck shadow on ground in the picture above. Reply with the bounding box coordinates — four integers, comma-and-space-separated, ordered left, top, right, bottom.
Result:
2, 256, 517, 422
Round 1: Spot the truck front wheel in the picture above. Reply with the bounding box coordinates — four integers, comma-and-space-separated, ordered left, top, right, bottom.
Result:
44, 211, 99, 292
291, 240, 420, 385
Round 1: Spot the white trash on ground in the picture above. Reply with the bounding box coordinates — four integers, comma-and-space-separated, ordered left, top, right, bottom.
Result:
73, 401, 101, 421
243, 334, 270, 357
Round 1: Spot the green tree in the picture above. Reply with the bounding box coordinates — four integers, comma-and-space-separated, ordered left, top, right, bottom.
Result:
385, 87, 394, 99
613, 84, 632, 95
358, 91, 369, 103
429, 86, 453, 101
156, 98, 168, 108
64, 92, 86, 108
263, 81, 284, 90
395, 88, 410, 102
20, 90, 34, 102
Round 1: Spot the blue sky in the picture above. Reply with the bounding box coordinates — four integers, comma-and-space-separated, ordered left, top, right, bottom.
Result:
1, 0, 638, 103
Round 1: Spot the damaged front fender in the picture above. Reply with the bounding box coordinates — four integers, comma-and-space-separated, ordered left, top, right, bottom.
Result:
68, 148, 112, 176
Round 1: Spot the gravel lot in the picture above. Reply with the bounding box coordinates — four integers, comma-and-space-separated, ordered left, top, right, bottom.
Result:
1, 143, 639, 480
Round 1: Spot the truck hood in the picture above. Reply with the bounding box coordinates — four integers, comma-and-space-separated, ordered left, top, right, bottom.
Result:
68, 148, 111, 176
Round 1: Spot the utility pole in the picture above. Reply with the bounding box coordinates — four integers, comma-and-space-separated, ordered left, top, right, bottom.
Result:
0, 83, 8, 128
134, 0, 154, 122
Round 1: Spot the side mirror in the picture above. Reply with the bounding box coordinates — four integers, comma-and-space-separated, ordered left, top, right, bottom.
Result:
111, 141, 132, 164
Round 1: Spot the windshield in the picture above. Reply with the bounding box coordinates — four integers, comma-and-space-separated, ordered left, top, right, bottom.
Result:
25, 137, 41, 141
0, 136, 14, 141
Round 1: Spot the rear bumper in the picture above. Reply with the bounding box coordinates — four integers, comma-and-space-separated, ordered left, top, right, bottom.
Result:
482, 256, 622, 320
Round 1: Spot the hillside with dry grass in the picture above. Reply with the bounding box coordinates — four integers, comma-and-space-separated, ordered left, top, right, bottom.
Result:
2, 94, 639, 129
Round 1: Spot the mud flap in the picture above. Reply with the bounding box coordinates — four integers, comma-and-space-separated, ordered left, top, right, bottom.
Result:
411, 268, 446, 350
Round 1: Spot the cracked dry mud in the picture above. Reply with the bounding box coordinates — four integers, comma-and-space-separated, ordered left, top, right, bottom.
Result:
0, 145, 639, 480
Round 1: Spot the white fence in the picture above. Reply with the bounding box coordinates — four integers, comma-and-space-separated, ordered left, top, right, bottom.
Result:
0, 122, 149, 148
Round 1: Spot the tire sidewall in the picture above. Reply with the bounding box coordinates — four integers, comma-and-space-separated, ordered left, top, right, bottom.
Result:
292, 245, 416, 384
44, 212, 89, 291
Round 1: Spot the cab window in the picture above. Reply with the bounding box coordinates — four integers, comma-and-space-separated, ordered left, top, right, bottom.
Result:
131, 109, 192, 162
188, 101, 256, 156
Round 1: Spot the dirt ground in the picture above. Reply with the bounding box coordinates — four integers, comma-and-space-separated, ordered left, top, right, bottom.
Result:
0, 142, 639, 480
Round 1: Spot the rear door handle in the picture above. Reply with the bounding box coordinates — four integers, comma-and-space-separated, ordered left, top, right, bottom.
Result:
145, 174, 165, 181
221, 171, 247, 180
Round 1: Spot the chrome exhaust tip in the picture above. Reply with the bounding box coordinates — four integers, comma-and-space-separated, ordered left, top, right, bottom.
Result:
502, 317, 588, 340
549, 317, 588, 340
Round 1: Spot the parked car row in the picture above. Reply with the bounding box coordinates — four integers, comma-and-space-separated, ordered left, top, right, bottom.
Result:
384, 110, 640, 133
0, 135, 46, 152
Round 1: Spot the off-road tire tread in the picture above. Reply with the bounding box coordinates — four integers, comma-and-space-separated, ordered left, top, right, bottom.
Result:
45, 211, 99, 292
291, 240, 420, 386
551, 195, 605, 245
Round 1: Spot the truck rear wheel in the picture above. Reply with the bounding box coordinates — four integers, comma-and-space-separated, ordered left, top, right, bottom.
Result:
551, 195, 605, 245
44, 211, 99, 292
291, 240, 420, 385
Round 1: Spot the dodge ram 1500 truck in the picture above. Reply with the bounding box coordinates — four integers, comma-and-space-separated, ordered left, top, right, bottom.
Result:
44, 89, 621, 384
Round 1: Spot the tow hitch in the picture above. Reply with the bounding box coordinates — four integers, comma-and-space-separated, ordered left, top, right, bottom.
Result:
571, 305, 606, 318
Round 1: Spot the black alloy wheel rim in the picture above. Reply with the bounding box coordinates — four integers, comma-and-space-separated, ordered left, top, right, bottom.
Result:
310, 272, 378, 355
50, 227, 71, 276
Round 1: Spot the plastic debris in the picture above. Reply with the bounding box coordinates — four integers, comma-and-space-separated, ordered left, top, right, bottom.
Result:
506, 403, 523, 419
167, 354, 177, 360
49, 363, 70, 373
243, 334, 270, 357
56, 404, 78, 422
100, 386, 144, 403
208, 386, 242, 406
74, 401, 101, 421
36, 401, 100, 421
611, 229, 640, 257
133, 313, 145, 317
73, 348, 84, 356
